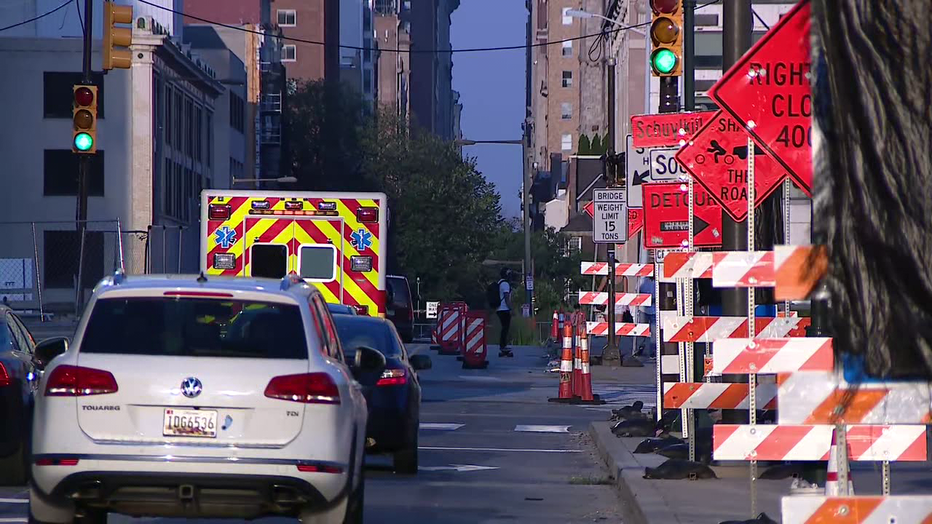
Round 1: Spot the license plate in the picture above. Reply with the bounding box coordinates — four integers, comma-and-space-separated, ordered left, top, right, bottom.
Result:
163, 408, 218, 438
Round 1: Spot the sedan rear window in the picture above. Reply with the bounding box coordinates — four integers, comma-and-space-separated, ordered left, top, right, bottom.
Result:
333, 317, 402, 358
81, 298, 308, 359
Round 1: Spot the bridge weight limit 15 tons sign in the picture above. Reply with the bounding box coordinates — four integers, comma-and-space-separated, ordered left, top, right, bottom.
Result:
592, 189, 628, 245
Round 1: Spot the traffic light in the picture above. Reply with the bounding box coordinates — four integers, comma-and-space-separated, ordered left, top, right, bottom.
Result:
103, 1, 133, 70
72, 85, 97, 154
649, 0, 683, 77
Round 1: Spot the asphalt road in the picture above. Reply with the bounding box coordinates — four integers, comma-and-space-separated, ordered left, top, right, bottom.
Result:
0, 344, 623, 524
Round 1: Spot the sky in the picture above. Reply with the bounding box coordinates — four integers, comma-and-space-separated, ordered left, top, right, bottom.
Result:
450, 1, 527, 219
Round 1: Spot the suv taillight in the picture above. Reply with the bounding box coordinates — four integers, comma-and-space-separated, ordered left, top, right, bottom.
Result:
45, 365, 118, 396
356, 207, 378, 223
376, 369, 407, 387
265, 373, 340, 404
0, 362, 10, 387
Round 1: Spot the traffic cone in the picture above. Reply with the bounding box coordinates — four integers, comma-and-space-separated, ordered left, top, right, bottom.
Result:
575, 327, 604, 404
825, 427, 855, 496
550, 311, 559, 341
573, 315, 583, 398
549, 321, 575, 402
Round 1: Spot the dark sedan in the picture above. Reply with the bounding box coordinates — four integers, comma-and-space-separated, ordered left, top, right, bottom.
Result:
0, 306, 40, 485
333, 315, 430, 474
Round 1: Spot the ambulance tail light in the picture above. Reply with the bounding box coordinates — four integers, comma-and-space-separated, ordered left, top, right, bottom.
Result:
350, 256, 372, 272
356, 207, 378, 223
209, 204, 231, 220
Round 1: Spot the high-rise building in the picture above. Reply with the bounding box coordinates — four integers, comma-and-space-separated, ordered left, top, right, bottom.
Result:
340, 0, 376, 100
409, 0, 459, 140
269, 0, 340, 82
373, 0, 411, 119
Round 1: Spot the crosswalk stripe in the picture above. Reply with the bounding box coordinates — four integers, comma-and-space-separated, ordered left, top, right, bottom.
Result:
0, 499, 27, 504
420, 423, 465, 431
514, 425, 570, 433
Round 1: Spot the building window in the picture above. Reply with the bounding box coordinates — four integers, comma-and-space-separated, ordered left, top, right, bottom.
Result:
164, 162, 173, 217
195, 107, 203, 163
43, 150, 105, 196
174, 91, 183, 150
44, 230, 103, 289
174, 162, 183, 220
43, 72, 105, 118
695, 14, 720, 27
229, 93, 245, 134
277, 9, 296, 26
561, 102, 572, 120
184, 98, 194, 158
561, 133, 572, 151
562, 41, 573, 57
282, 45, 297, 62
206, 111, 213, 168
562, 71, 573, 88
165, 86, 173, 146
562, 7, 572, 25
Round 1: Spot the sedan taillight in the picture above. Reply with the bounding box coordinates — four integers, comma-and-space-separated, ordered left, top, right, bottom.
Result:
45, 365, 118, 396
376, 368, 407, 387
265, 373, 340, 404
0, 362, 10, 387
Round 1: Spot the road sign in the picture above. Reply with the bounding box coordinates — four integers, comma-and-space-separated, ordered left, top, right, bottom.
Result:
628, 208, 643, 239
525, 276, 534, 291
592, 189, 628, 244
583, 200, 594, 218
625, 134, 650, 208
676, 111, 788, 221
426, 301, 439, 319
642, 183, 723, 248
707, 0, 812, 195
630, 111, 716, 148
649, 147, 688, 181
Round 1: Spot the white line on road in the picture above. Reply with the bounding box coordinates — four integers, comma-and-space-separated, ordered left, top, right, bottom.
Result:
514, 425, 571, 433
0, 518, 28, 523
419, 423, 465, 431
455, 375, 503, 382
419, 464, 499, 472
0, 499, 28, 504
419, 446, 581, 453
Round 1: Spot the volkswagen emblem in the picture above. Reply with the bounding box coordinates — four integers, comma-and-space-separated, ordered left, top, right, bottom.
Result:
181, 377, 203, 398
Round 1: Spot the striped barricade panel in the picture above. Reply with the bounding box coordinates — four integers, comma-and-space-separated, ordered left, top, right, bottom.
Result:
712, 424, 927, 462
464, 316, 485, 356
663, 252, 715, 280
781, 496, 932, 524
775, 245, 827, 301
585, 322, 651, 337
776, 372, 932, 425
662, 316, 811, 343
712, 251, 776, 288
440, 309, 461, 342
577, 291, 652, 307
663, 382, 778, 410
712, 338, 834, 374
580, 262, 654, 276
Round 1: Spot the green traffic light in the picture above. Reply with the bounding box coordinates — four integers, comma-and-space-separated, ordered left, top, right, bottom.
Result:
651, 48, 678, 75
74, 132, 94, 151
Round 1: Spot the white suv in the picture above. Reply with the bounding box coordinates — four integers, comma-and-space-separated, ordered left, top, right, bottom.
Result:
29, 272, 384, 524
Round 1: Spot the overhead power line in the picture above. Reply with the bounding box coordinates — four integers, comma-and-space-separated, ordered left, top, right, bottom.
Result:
0, 0, 70, 32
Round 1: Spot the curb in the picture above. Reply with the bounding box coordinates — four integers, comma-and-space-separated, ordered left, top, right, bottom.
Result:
588, 421, 678, 524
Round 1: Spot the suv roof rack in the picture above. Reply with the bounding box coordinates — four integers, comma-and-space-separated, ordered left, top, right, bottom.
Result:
280, 272, 304, 291
112, 268, 125, 285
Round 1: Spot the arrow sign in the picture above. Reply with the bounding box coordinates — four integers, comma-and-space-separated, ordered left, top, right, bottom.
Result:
676, 111, 788, 222
419, 464, 500, 473
628, 208, 643, 239
642, 183, 723, 249
583, 200, 594, 218
708, 0, 812, 195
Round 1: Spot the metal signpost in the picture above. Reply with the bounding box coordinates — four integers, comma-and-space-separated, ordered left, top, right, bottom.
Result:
593, 189, 628, 362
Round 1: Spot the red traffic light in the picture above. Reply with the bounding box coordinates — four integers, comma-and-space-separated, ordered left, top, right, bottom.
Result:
75, 86, 94, 106
649, 0, 679, 15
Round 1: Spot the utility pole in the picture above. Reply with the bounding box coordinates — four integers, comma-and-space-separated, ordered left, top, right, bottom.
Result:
720, 0, 753, 420
523, 1, 533, 317
601, 56, 621, 365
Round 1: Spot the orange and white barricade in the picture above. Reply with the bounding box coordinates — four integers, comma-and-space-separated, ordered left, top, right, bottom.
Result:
662, 315, 810, 343
782, 496, 932, 523
438, 302, 468, 355
461, 312, 488, 369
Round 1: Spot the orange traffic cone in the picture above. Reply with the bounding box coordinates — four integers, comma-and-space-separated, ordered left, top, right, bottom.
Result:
825, 427, 854, 496
549, 321, 575, 403
574, 326, 604, 404
573, 315, 583, 399
550, 311, 559, 341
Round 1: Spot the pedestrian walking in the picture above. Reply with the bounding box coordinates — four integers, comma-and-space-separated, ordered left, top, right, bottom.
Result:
636, 276, 656, 359
494, 268, 513, 357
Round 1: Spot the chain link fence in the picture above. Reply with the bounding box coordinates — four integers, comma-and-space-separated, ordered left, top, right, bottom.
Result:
0, 221, 192, 319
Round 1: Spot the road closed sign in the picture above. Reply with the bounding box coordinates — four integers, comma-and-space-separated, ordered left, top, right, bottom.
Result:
592, 189, 628, 245
642, 183, 723, 249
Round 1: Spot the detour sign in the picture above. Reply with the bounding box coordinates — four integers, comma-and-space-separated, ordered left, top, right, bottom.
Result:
642, 183, 723, 249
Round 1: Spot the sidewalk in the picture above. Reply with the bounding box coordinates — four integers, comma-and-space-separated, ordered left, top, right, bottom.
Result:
589, 415, 932, 523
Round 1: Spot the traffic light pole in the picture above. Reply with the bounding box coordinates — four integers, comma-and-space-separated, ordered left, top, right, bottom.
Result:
683, 0, 696, 111
76, 0, 93, 225
602, 57, 621, 365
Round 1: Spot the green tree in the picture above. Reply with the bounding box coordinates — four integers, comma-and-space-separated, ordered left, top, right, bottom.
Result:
577, 134, 591, 155
590, 133, 603, 154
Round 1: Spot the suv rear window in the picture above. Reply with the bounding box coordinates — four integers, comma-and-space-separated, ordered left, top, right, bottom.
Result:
387, 277, 410, 308
81, 297, 308, 359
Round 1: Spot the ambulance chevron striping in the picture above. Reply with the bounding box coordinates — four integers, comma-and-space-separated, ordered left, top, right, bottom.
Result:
713, 424, 928, 462
663, 382, 778, 410
585, 322, 651, 337
781, 496, 932, 524
581, 262, 654, 276
712, 338, 834, 374
662, 316, 810, 343
776, 372, 932, 425
577, 291, 652, 307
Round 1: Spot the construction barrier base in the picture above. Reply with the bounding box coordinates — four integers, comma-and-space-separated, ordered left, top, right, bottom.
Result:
456, 356, 464, 361
462, 361, 489, 370
548, 397, 575, 403
429, 345, 441, 351
569, 395, 605, 405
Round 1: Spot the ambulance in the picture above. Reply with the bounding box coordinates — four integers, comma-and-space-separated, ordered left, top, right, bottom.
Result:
200, 190, 389, 317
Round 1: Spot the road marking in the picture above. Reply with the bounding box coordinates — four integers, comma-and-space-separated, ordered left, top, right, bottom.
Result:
419, 464, 499, 472
419, 446, 581, 453
456, 375, 503, 382
0, 519, 28, 523
420, 423, 464, 431
0, 498, 28, 504
514, 425, 571, 433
